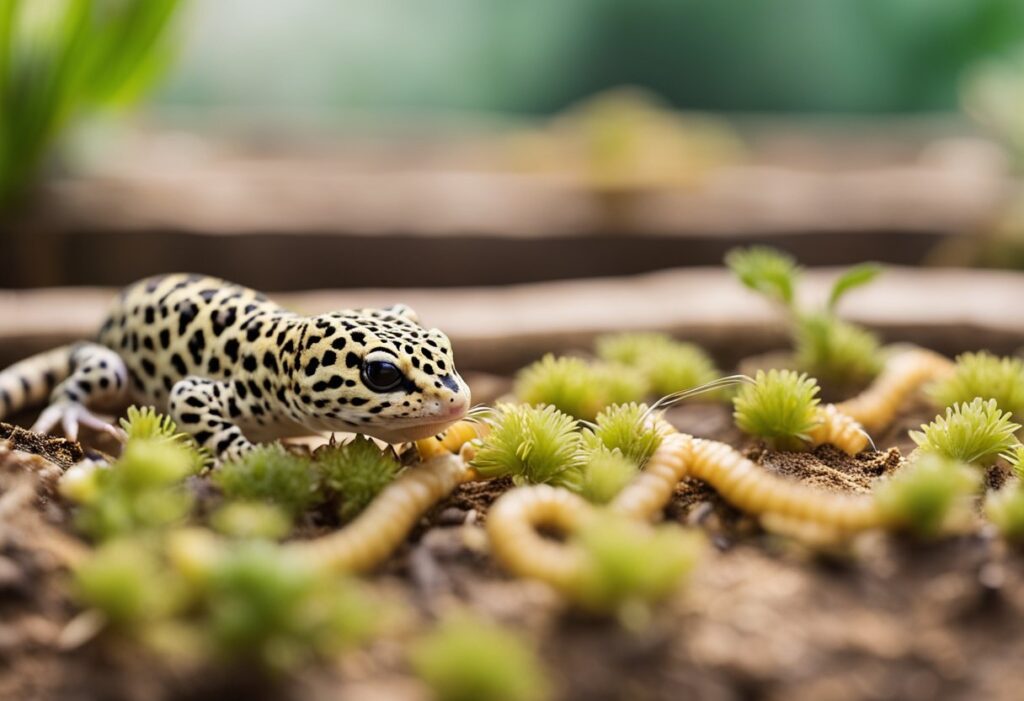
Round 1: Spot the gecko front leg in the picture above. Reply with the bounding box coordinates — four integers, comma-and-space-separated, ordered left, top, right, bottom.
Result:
168, 377, 255, 463
32, 343, 129, 441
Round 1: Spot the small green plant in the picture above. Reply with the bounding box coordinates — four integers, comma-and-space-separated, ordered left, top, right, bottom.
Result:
570, 512, 703, 618
733, 369, 820, 451
794, 314, 882, 389
74, 536, 188, 628
0, 0, 182, 207
210, 502, 292, 541
910, 398, 1021, 467
120, 405, 210, 470
577, 450, 638, 505
471, 403, 585, 489
596, 333, 720, 397
514, 354, 648, 421
74, 438, 199, 540
213, 445, 320, 518
726, 247, 883, 387
315, 436, 401, 522
985, 484, 1024, 542
725, 246, 800, 306
410, 612, 550, 701
202, 541, 381, 669
1006, 444, 1024, 480
584, 402, 663, 467
926, 351, 1024, 417
874, 455, 980, 537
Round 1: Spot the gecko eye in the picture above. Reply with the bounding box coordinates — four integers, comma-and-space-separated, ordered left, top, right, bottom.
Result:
361, 360, 403, 392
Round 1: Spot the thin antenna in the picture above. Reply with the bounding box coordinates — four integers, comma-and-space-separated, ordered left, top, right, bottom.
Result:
641, 374, 754, 423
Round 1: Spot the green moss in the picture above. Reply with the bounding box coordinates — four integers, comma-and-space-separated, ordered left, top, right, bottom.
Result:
910, 398, 1021, 467
203, 541, 380, 669
75, 439, 199, 541
316, 436, 401, 522
584, 402, 662, 467
577, 449, 638, 505
570, 512, 703, 616
411, 613, 550, 701
213, 445, 320, 517
732, 369, 821, 451
514, 354, 648, 421
985, 485, 1024, 542
120, 406, 210, 471
927, 351, 1024, 417
74, 537, 188, 628
794, 314, 882, 388
210, 502, 292, 540
874, 455, 980, 537
471, 403, 585, 489
596, 333, 721, 399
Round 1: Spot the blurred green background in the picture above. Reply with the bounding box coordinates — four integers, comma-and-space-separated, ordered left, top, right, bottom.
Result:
158, 0, 1024, 116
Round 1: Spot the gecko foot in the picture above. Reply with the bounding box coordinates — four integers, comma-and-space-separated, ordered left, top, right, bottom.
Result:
32, 401, 127, 443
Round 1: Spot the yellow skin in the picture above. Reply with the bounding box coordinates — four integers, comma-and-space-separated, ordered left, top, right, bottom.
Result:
0, 274, 471, 460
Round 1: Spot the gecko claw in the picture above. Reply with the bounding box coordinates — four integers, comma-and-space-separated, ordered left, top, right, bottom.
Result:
32, 402, 127, 443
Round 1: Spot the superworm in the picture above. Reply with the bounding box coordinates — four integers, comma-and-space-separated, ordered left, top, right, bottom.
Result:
486, 484, 591, 592
806, 403, 870, 455
612, 432, 884, 530
415, 420, 484, 460
288, 452, 474, 573
837, 347, 953, 433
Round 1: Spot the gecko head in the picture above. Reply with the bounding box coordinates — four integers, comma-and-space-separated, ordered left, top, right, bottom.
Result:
292, 305, 471, 443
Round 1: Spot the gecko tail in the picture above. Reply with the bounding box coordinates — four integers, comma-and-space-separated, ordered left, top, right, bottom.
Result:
0, 345, 75, 422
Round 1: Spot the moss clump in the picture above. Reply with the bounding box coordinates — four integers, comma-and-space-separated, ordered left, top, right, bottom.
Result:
927, 351, 1024, 417
985, 485, 1024, 542
203, 541, 380, 669
410, 613, 550, 701
514, 354, 648, 421
74, 537, 188, 628
213, 445, 319, 518
726, 247, 883, 387
732, 369, 821, 451
584, 402, 663, 467
596, 333, 721, 399
210, 502, 292, 540
316, 436, 401, 522
578, 450, 638, 505
794, 314, 882, 389
120, 405, 210, 471
874, 455, 980, 537
471, 404, 585, 489
570, 513, 703, 617
910, 398, 1021, 467
73, 439, 200, 541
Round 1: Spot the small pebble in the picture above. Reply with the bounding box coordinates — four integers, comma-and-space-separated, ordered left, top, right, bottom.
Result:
436, 507, 468, 526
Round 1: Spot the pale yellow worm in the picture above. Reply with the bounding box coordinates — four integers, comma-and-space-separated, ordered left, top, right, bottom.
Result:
613, 432, 884, 530
486, 484, 591, 592
415, 420, 485, 460
806, 403, 870, 455
837, 348, 953, 433
288, 452, 474, 573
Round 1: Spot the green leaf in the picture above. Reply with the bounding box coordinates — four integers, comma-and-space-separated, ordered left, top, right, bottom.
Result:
827, 263, 881, 311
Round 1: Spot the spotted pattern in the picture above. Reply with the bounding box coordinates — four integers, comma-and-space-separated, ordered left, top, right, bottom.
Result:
0, 274, 470, 458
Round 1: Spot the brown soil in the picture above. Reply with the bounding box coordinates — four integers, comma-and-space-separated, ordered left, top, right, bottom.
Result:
3, 398, 1024, 701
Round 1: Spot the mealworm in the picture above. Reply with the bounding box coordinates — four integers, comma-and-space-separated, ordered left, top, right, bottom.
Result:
806, 403, 870, 455
612, 431, 884, 530
415, 420, 484, 460
486, 484, 591, 592
837, 348, 953, 433
288, 452, 474, 573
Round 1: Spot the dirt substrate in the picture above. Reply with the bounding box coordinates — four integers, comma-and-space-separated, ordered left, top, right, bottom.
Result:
2, 403, 1024, 701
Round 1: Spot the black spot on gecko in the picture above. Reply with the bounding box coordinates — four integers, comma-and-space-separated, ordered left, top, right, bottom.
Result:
225, 339, 240, 363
